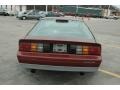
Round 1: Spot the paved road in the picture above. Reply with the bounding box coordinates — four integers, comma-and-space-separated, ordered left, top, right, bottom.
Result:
0, 16, 120, 85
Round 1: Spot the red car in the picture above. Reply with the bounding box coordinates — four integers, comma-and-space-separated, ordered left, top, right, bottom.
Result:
17, 17, 102, 73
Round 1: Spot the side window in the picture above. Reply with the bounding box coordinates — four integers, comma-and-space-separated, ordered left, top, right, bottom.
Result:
32, 11, 36, 15
28, 12, 33, 15
28, 11, 36, 15
35, 11, 39, 15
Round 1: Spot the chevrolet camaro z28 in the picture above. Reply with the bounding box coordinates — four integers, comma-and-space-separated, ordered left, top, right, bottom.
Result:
17, 17, 102, 74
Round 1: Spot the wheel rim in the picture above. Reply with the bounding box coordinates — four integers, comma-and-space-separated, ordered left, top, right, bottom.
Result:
23, 17, 26, 20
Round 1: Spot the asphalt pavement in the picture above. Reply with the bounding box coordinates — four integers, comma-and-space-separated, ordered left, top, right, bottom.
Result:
0, 16, 120, 84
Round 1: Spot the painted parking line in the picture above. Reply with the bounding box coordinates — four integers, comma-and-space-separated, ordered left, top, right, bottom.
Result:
99, 69, 120, 78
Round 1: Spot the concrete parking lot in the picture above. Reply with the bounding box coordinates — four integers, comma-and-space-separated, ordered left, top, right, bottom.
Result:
0, 16, 120, 85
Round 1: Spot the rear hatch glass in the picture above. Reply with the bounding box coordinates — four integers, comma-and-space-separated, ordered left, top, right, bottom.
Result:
28, 19, 94, 39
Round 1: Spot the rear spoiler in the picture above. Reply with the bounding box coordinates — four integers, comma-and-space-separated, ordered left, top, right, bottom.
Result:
19, 39, 101, 47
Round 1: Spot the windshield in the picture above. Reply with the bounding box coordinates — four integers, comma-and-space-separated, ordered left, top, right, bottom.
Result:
29, 19, 94, 39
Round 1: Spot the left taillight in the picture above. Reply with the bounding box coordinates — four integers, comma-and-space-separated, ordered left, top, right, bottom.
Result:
30, 43, 43, 52
19, 41, 43, 52
19, 42, 31, 52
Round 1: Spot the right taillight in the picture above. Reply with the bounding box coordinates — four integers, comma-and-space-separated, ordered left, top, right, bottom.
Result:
88, 46, 101, 55
76, 45, 101, 56
76, 46, 82, 54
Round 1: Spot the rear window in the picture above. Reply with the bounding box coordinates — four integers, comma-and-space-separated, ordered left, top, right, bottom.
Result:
29, 19, 94, 39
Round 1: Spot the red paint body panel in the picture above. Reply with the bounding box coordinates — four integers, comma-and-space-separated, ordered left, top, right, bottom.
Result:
17, 51, 102, 67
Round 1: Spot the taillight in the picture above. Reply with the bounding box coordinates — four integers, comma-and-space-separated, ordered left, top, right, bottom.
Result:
76, 46, 82, 54
31, 43, 38, 51
89, 46, 101, 55
37, 43, 43, 52
82, 46, 89, 55
19, 42, 43, 52
19, 40, 101, 56
76, 45, 101, 55
19, 42, 31, 52
31, 43, 43, 52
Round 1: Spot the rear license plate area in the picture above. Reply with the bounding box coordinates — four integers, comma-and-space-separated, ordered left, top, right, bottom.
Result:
53, 44, 67, 53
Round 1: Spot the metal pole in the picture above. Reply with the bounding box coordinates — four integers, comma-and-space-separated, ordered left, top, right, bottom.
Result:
99, 5, 102, 9
76, 5, 78, 16
46, 5, 48, 13
33, 5, 35, 10
107, 5, 110, 16
52, 5, 54, 12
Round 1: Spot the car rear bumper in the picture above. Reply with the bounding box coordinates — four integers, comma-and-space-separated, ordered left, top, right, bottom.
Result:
17, 51, 102, 71
20, 63, 99, 72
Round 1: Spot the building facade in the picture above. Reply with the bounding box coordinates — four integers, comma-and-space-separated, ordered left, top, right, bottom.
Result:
0, 5, 51, 15
0, 5, 119, 16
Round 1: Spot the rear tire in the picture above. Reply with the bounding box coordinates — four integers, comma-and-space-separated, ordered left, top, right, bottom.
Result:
37, 18, 40, 20
6, 13, 9, 16
4, 14, 6, 16
30, 69, 36, 73
79, 72, 85, 76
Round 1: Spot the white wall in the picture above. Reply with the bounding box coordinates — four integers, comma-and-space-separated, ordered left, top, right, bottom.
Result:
102, 9, 111, 16
0, 5, 27, 14
22, 5, 27, 11
1, 5, 48, 14
0, 5, 14, 11
15, 5, 27, 12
